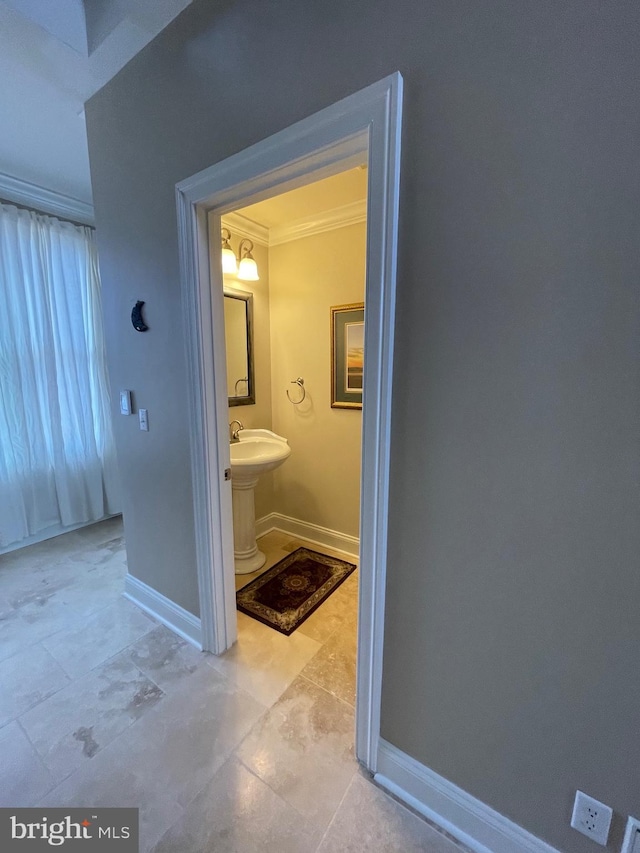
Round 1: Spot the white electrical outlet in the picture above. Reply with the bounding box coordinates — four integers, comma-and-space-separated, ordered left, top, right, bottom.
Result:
570, 791, 613, 846
621, 816, 640, 853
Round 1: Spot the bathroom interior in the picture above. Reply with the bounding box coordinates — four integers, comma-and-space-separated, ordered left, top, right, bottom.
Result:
209, 165, 368, 706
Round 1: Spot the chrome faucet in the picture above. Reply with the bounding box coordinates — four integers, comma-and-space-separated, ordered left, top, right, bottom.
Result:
229, 420, 244, 442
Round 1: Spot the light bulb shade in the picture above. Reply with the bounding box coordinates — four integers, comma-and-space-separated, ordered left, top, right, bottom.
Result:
221, 227, 238, 274
221, 246, 238, 274
237, 255, 259, 281
237, 239, 259, 281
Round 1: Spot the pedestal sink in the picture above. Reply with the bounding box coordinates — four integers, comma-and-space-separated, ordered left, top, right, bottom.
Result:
230, 429, 291, 574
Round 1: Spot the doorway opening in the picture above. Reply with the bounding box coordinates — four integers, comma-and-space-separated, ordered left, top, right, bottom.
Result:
211, 165, 367, 724
176, 73, 402, 771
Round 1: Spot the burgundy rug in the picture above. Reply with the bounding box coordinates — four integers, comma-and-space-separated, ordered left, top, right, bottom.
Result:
236, 547, 356, 635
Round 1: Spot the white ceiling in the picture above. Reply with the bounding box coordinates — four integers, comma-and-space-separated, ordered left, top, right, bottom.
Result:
236, 168, 368, 230
0, 0, 194, 205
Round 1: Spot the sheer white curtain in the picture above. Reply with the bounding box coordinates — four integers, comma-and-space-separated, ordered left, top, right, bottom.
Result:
0, 203, 120, 548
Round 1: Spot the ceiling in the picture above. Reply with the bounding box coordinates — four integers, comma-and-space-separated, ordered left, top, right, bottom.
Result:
236, 167, 368, 231
0, 3, 368, 224
0, 0, 194, 205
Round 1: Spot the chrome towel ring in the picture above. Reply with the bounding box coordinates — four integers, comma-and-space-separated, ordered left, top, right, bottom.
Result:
286, 377, 306, 404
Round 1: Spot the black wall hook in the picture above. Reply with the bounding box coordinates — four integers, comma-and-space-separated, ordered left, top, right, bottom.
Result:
131, 300, 148, 332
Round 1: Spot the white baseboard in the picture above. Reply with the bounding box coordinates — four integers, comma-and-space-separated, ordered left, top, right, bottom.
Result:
124, 574, 202, 650
375, 739, 560, 853
255, 512, 359, 560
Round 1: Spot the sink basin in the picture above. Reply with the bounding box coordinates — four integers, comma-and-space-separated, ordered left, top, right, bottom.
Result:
230, 429, 291, 481
229, 429, 291, 574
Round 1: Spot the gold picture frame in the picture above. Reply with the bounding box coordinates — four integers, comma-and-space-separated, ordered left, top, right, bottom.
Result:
331, 303, 364, 409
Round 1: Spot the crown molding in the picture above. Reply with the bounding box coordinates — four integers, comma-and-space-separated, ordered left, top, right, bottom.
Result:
0, 172, 95, 226
222, 198, 367, 248
269, 198, 366, 245
221, 212, 269, 246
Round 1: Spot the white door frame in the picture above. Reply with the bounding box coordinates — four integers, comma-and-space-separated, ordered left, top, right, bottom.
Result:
176, 73, 402, 771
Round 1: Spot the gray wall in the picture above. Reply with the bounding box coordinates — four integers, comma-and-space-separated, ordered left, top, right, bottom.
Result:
85, 1, 640, 850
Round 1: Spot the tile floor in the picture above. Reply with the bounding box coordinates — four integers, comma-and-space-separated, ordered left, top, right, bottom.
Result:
0, 518, 465, 852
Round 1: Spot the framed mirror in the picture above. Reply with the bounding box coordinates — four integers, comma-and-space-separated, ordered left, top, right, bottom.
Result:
224, 286, 255, 406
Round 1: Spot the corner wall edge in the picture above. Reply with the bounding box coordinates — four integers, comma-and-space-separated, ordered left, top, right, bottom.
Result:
124, 574, 202, 650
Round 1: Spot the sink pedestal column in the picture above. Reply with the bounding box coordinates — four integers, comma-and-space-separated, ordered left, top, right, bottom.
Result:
231, 476, 266, 574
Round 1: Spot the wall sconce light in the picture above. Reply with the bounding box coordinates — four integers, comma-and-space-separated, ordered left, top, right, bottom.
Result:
221, 229, 260, 281
237, 239, 259, 281
221, 228, 238, 275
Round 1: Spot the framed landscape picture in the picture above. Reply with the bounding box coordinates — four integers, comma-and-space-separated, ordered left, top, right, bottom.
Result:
331, 303, 364, 409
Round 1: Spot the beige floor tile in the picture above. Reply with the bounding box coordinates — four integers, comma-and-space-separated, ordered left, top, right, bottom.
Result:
39, 664, 266, 851
268, 535, 355, 561
0, 529, 87, 572
235, 570, 262, 591
40, 770, 183, 853
0, 643, 70, 727
295, 603, 347, 643
233, 529, 302, 590
317, 546, 358, 564
237, 675, 357, 833
297, 569, 358, 643
20, 652, 164, 782
125, 623, 207, 691
257, 530, 293, 549
41, 596, 156, 678
317, 771, 464, 853
0, 518, 470, 853
34, 557, 127, 625
0, 603, 72, 665
0, 562, 72, 610
234, 547, 290, 592
261, 545, 292, 569
281, 538, 305, 553
206, 612, 321, 706
0, 543, 126, 641
300, 613, 358, 706
152, 756, 321, 853
75, 516, 125, 548
0, 721, 56, 807
337, 568, 359, 593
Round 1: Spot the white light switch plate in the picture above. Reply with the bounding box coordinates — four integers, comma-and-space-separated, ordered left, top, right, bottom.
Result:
119, 390, 132, 415
139, 408, 148, 431
621, 816, 640, 853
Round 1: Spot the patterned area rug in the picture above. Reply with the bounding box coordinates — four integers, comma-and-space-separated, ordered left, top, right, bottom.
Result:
236, 547, 356, 635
